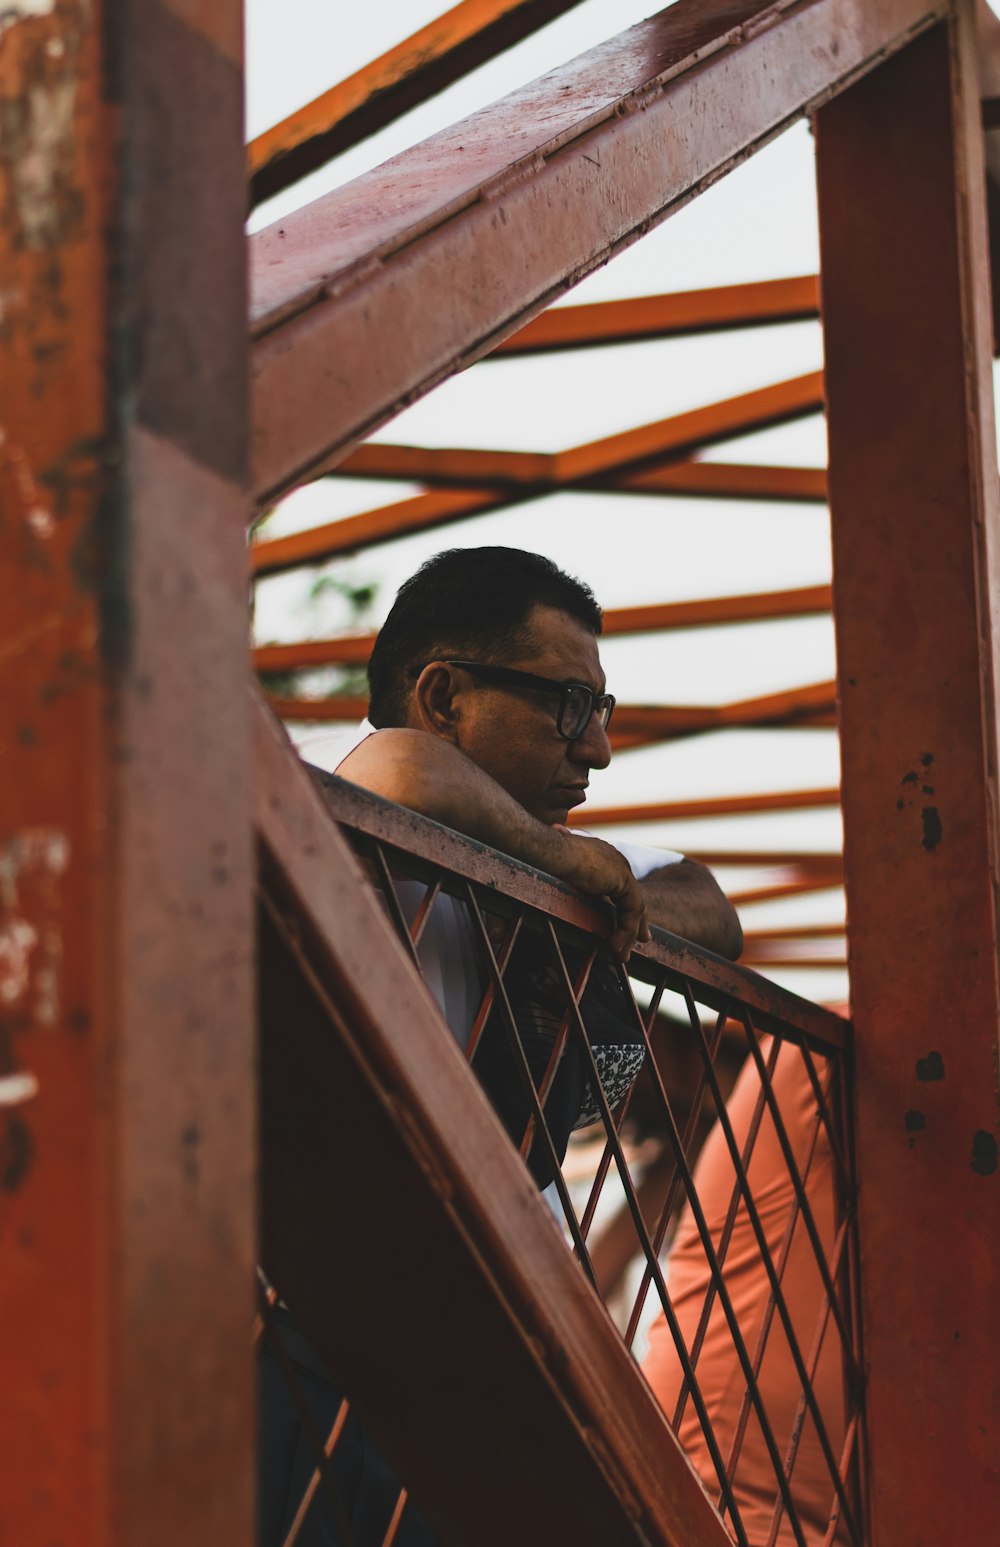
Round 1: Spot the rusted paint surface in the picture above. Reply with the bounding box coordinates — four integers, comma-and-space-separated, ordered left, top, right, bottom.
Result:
816, 10, 1000, 1540
255, 692, 737, 1547
492, 274, 820, 353
249, 0, 943, 500
249, 0, 590, 206
0, 1, 253, 1543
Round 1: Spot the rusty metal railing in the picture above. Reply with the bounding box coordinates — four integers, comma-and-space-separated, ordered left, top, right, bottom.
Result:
258, 770, 863, 1547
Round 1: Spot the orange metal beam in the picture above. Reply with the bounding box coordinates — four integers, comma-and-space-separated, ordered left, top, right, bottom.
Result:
737, 953, 848, 969
255, 638, 375, 671
331, 373, 824, 492
615, 461, 827, 502
248, 0, 590, 207
254, 696, 734, 1547
571, 789, 842, 827
250, 462, 827, 576
561, 374, 825, 483
263, 695, 369, 723
728, 875, 845, 907
816, 15, 1000, 1540
261, 683, 837, 743
251, 488, 509, 576
602, 586, 833, 634
742, 925, 847, 942
0, 3, 254, 1544
492, 276, 820, 353
250, 0, 944, 504
252, 586, 833, 669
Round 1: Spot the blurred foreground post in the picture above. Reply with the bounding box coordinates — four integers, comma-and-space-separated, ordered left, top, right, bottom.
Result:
0, 3, 254, 1543
816, 6, 1000, 1541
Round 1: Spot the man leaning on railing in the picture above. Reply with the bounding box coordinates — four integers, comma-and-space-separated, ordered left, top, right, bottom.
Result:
258, 546, 742, 1547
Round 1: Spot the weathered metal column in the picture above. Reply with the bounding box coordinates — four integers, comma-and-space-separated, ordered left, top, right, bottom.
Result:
0, 4, 253, 1544
815, 5, 1000, 1541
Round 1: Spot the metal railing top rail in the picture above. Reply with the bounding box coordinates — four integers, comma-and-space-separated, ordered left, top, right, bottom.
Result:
307, 767, 850, 1058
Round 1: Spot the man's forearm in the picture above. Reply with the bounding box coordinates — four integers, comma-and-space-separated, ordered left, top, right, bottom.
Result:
337, 728, 569, 874
640, 859, 743, 961
335, 728, 649, 959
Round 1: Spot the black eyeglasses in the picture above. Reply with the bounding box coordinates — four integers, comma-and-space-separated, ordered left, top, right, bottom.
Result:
416, 659, 615, 741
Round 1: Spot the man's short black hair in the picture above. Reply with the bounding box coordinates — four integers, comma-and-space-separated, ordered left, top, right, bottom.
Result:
367, 546, 602, 728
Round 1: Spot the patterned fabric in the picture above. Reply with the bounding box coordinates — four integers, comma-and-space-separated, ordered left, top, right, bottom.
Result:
471, 930, 645, 1188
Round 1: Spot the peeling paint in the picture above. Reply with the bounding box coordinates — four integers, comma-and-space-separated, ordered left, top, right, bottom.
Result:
0, 828, 68, 1029
0, 2, 83, 253
0, 1070, 39, 1108
0, 916, 38, 1005
0, 426, 55, 544
0, 1, 56, 42
4, 76, 78, 249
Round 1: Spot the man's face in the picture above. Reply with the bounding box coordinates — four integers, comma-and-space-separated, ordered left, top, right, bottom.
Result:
449, 604, 613, 825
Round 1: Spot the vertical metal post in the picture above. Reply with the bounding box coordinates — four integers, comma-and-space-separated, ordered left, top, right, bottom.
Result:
815, 6, 1000, 1540
0, 4, 253, 1544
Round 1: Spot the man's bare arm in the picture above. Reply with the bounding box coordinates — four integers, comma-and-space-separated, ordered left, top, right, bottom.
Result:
337, 729, 649, 960
640, 859, 743, 961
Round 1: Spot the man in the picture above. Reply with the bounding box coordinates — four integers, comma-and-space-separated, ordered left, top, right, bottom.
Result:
259, 545, 741, 1547
340, 545, 741, 960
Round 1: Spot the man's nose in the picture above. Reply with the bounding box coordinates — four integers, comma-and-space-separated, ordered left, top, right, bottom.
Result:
570, 710, 612, 769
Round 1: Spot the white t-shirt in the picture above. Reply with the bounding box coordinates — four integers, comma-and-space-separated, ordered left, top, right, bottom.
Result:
299, 721, 683, 1044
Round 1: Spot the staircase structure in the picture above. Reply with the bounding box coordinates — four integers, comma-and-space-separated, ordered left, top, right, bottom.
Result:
2, 3, 999, 1545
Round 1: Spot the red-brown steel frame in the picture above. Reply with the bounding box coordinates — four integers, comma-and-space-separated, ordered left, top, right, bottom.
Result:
816, 6, 1000, 1539
7, 0, 1000, 1540
0, 2, 254, 1545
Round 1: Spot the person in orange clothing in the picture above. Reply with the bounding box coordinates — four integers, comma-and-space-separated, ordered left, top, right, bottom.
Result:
642, 1035, 850, 1546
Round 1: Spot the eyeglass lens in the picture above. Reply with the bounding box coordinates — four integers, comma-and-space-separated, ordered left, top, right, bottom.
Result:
560, 685, 613, 739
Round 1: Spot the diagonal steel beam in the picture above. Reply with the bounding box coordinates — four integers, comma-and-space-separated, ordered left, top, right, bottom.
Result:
571, 788, 842, 826
254, 691, 734, 1547
491, 275, 820, 353
250, 461, 826, 575
330, 372, 824, 490
251, 488, 514, 576
248, 0, 591, 208
609, 461, 828, 501
250, 0, 945, 504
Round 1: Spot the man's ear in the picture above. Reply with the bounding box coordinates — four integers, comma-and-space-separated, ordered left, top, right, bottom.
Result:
412, 663, 462, 742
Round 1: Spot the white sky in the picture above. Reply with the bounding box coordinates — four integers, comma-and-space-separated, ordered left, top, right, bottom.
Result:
245, 1, 1000, 1004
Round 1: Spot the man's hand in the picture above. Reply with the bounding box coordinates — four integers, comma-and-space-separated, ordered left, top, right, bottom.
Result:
551, 827, 651, 961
